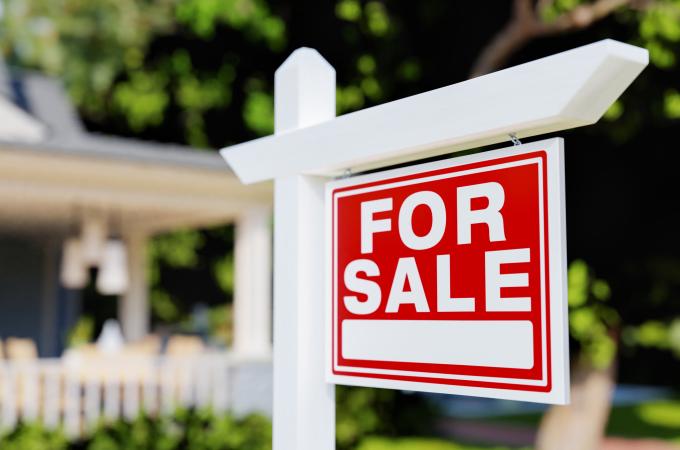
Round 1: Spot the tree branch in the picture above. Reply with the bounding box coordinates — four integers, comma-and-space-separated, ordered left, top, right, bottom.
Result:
537, 0, 633, 35
469, 0, 634, 78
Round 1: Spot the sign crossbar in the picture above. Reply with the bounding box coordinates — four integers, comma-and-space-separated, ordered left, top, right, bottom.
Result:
222, 40, 647, 184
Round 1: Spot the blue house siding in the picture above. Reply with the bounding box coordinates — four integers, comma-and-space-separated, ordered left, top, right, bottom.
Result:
0, 235, 78, 356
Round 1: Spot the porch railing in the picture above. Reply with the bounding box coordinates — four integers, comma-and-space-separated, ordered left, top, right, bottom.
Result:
0, 352, 272, 436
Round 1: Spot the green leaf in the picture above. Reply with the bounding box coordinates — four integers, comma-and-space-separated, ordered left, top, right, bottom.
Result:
568, 259, 589, 307
336, 0, 362, 22
243, 89, 274, 135
112, 71, 169, 131
664, 89, 680, 118
213, 253, 235, 296
637, 401, 680, 429
365, 2, 390, 37
603, 100, 624, 121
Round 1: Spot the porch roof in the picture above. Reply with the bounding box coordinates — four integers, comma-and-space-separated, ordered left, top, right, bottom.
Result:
0, 64, 269, 236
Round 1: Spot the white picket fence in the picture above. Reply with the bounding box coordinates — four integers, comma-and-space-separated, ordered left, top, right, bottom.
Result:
0, 352, 272, 437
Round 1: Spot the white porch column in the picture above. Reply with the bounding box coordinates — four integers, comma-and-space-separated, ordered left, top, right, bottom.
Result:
272, 49, 336, 450
119, 231, 149, 341
233, 206, 272, 357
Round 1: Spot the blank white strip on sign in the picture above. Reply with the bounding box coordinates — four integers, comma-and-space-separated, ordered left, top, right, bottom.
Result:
342, 320, 534, 370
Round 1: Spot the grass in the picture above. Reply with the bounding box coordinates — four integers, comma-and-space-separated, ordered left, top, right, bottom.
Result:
473, 399, 680, 443
355, 399, 680, 450
608, 400, 680, 442
356, 436, 520, 450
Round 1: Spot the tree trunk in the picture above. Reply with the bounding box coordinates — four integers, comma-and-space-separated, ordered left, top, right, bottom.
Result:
535, 364, 616, 450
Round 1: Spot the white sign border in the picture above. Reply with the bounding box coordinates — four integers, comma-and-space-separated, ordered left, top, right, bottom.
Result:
325, 137, 569, 405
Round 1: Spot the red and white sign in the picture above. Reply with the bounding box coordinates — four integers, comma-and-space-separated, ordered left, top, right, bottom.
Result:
326, 138, 569, 404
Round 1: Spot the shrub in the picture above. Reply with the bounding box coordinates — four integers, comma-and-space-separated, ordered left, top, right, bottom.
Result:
0, 410, 271, 450
336, 387, 439, 450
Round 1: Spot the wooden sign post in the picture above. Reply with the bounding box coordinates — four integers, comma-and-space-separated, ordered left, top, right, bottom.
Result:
221, 40, 647, 450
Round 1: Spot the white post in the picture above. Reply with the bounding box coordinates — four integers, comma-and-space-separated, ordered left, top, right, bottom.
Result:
20, 362, 40, 422
119, 231, 149, 341
195, 355, 212, 408
42, 364, 61, 429
233, 206, 272, 357
123, 379, 140, 420
272, 48, 336, 450
143, 371, 158, 415
213, 358, 230, 413
64, 374, 81, 437
1, 364, 18, 431
160, 361, 176, 414
84, 379, 101, 429
104, 372, 121, 421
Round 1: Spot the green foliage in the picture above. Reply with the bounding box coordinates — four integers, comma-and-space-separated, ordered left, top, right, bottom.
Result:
332, 0, 409, 115
242, 87, 274, 136
0, 0, 286, 145
364, 2, 391, 37
0, 410, 271, 450
622, 318, 680, 358
0, 0, 176, 118
663, 89, 680, 118
336, 387, 389, 447
112, 70, 170, 131
337, 85, 365, 113
336, 0, 362, 22
638, 2, 680, 68
637, 400, 680, 430
357, 54, 376, 75
175, 0, 286, 49
150, 230, 204, 271
484, 398, 680, 444
539, 0, 585, 22
0, 422, 68, 450
567, 260, 620, 369
356, 437, 518, 450
645, 39, 677, 68
207, 303, 234, 347
397, 59, 421, 82
151, 290, 182, 323
147, 226, 236, 329
606, 399, 680, 443
214, 252, 235, 296
66, 315, 95, 348
569, 256, 680, 368
336, 386, 439, 450
640, 3, 680, 42
603, 100, 624, 121
149, 230, 205, 324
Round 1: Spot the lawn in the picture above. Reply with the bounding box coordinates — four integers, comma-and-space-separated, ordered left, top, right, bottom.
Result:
356, 399, 680, 450
356, 437, 521, 450
480, 399, 680, 444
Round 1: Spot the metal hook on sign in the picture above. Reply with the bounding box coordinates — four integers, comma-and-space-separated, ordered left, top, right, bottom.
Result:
509, 133, 522, 146
340, 168, 353, 179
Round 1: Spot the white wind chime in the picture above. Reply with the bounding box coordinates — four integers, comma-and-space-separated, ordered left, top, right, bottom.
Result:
60, 213, 129, 295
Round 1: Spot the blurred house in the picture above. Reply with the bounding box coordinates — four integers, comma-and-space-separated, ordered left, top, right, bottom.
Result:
0, 62, 273, 431
0, 62, 272, 435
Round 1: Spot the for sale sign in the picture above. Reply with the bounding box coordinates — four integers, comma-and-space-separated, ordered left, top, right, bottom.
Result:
326, 138, 569, 404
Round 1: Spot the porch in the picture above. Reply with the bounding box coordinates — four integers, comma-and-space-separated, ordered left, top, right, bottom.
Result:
0, 136, 273, 356
0, 68, 275, 431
